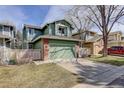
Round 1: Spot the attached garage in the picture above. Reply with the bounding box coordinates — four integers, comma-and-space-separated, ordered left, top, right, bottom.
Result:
49, 40, 76, 60
32, 35, 80, 61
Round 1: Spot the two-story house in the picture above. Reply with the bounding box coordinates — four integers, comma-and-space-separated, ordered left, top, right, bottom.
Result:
72, 30, 97, 40
0, 23, 16, 49
23, 20, 81, 61
72, 30, 124, 55
108, 31, 122, 41
22, 24, 43, 49
107, 31, 124, 47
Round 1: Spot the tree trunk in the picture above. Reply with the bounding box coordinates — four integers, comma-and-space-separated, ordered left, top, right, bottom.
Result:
103, 35, 108, 57
101, 5, 108, 57
79, 30, 83, 47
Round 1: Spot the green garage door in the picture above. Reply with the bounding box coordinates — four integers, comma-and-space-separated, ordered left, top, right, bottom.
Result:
49, 40, 76, 60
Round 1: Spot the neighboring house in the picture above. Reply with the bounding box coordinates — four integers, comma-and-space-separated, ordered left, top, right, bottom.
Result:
72, 30, 124, 55
108, 31, 122, 41
83, 35, 103, 55
23, 20, 81, 61
107, 31, 124, 47
72, 30, 103, 55
22, 24, 43, 49
72, 30, 97, 40
0, 23, 16, 49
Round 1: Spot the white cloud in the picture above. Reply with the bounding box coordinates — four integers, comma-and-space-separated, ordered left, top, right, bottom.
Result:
43, 5, 73, 24
0, 6, 28, 29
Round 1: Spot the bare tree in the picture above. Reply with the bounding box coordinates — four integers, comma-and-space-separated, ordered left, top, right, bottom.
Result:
65, 6, 93, 42
16, 30, 23, 49
87, 5, 124, 56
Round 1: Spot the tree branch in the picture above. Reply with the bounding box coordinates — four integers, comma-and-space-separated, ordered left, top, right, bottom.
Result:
89, 6, 102, 28
87, 16, 103, 32
108, 7, 124, 34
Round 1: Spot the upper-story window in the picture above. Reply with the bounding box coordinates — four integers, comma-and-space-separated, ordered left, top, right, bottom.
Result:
59, 26, 66, 34
57, 25, 68, 36
29, 29, 34, 35
10, 27, 13, 31
4, 26, 10, 31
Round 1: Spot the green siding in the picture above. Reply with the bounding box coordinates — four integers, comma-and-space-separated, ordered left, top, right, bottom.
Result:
33, 39, 42, 49
49, 40, 77, 60
44, 27, 49, 35
43, 20, 72, 36
23, 28, 27, 41
22, 26, 43, 49
49, 40, 76, 46
51, 23, 55, 35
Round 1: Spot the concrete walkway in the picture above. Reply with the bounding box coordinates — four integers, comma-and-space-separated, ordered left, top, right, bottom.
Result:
57, 58, 124, 88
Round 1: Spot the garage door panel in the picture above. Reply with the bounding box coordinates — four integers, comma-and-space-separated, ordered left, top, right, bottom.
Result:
49, 40, 77, 60
49, 46, 75, 60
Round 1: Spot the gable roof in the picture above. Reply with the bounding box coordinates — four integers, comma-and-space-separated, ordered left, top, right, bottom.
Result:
72, 30, 97, 36
0, 22, 15, 28
23, 19, 73, 31
99, 31, 122, 36
24, 24, 42, 30
85, 35, 102, 43
108, 31, 122, 35
41, 19, 74, 30
32, 35, 82, 43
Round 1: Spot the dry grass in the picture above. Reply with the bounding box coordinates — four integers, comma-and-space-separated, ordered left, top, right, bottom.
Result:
0, 63, 78, 88
88, 55, 124, 66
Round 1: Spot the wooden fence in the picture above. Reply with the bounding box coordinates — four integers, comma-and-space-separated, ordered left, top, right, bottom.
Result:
0, 48, 42, 65
12, 49, 42, 61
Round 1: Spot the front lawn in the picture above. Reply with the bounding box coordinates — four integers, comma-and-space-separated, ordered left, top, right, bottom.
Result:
87, 55, 124, 66
0, 63, 78, 88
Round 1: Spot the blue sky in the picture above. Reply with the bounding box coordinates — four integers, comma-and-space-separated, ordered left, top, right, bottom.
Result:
0, 5, 123, 33
0, 5, 51, 29
0, 5, 72, 30
18, 5, 51, 25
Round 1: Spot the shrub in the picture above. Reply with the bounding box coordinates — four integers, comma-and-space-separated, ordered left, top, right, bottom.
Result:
9, 60, 16, 65
9, 52, 17, 65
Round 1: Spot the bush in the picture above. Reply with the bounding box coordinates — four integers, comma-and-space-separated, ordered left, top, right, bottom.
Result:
9, 60, 16, 65
9, 52, 17, 65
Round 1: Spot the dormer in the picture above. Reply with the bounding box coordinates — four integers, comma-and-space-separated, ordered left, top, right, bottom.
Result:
42, 19, 73, 37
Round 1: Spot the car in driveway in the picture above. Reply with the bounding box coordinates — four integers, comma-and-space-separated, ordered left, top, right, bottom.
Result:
108, 46, 124, 55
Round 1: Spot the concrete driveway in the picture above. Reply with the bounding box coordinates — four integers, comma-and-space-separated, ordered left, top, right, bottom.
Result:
57, 58, 124, 88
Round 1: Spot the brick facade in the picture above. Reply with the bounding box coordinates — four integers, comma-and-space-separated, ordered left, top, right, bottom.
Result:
43, 39, 49, 60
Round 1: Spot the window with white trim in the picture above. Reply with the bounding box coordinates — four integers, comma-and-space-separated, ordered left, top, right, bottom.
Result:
29, 29, 34, 35
57, 25, 68, 36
